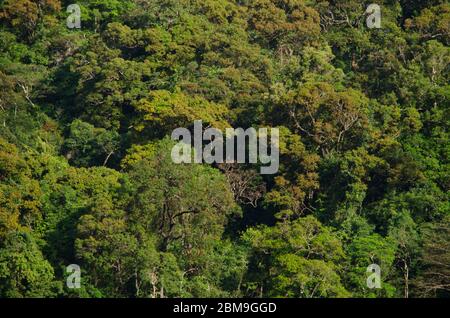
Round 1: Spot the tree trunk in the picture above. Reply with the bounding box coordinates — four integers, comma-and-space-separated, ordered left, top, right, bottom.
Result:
404, 262, 409, 298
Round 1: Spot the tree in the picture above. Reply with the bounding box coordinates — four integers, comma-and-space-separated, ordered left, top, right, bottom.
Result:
74, 0, 136, 31
0, 232, 59, 297
133, 90, 230, 137
63, 119, 120, 167
0, 138, 42, 239
270, 82, 370, 155
405, 4, 450, 45
246, 0, 321, 50
346, 234, 397, 297
0, 0, 61, 41
413, 217, 450, 297
264, 127, 320, 218
125, 138, 238, 252
388, 211, 420, 298
243, 215, 350, 298
39, 163, 124, 270
75, 195, 161, 297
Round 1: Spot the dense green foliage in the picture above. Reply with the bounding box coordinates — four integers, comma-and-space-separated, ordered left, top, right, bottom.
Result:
0, 0, 448, 298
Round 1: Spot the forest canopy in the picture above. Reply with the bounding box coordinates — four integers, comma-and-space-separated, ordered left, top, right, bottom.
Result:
0, 0, 448, 298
